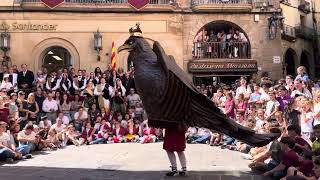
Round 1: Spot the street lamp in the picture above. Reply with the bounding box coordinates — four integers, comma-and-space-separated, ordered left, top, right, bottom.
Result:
0, 30, 11, 67
94, 29, 102, 61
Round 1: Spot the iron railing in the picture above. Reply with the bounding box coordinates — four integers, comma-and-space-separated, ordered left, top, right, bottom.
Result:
295, 25, 316, 40
22, 0, 175, 5
191, 0, 252, 5
193, 42, 250, 59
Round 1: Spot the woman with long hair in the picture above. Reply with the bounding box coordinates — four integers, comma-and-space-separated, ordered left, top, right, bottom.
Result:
59, 93, 71, 123
59, 73, 71, 94
27, 93, 39, 124
111, 78, 126, 116
94, 67, 102, 78
83, 80, 96, 111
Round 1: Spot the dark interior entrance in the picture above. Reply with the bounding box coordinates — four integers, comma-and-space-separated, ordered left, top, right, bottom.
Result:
300, 51, 310, 74
284, 48, 297, 76
42, 46, 72, 73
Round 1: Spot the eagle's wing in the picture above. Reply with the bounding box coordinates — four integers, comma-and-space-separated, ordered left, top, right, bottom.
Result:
152, 41, 278, 147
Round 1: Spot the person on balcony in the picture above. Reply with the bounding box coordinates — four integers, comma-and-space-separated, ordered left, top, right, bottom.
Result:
217, 30, 227, 58
234, 30, 248, 58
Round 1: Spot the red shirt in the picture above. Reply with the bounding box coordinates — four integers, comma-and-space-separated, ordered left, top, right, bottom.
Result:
0, 108, 9, 123
282, 149, 300, 168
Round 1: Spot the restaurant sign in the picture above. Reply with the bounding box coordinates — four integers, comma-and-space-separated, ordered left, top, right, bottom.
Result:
188, 60, 258, 73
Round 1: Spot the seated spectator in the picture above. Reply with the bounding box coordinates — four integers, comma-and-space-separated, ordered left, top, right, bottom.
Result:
109, 121, 126, 143
91, 119, 112, 145
46, 129, 60, 149
0, 74, 13, 92
42, 92, 58, 123
74, 106, 88, 132
249, 128, 282, 173
248, 84, 261, 105
276, 86, 292, 112
65, 125, 81, 146
17, 125, 37, 155
0, 122, 23, 162
79, 121, 95, 145
265, 91, 280, 121
287, 125, 312, 157
255, 109, 265, 133
189, 128, 211, 144
88, 104, 100, 124
140, 124, 158, 144
56, 112, 70, 125
50, 119, 67, 147
284, 100, 301, 127
291, 79, 312, 99
0, 96, 9, 124
38, 116, 52, 130
125, 119, 139, 142
126, 88, 141, 108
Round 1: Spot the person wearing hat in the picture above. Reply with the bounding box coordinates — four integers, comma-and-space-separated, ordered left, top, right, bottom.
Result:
0, 74, 13, 93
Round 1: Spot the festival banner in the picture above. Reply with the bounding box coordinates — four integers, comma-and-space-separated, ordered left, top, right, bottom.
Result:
128, 0, 150, 10
41, 0, 65, 9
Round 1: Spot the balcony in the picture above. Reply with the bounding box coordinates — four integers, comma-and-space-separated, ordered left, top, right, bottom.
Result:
193, 42, 251, 60
298, 0, 311, 14
20, 0, 177, 12
191, 0, 252, 12
295, 25, 316, 41
281, 24, 296, 42
254, 0, 274, 10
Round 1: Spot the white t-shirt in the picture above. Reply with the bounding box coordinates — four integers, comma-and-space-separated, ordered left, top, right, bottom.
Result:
56, 116, 70, 125
50, 124, 66, 133
18, 130, 36, 140
265, 100, 280, 117
301, 112, 314, 133
38, 120, 52, 129
236, 86, 251, 99
0, 132, 11, 147
255, 118, 265, 130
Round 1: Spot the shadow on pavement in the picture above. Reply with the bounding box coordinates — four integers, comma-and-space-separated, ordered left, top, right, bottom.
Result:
0, 166, 272, 180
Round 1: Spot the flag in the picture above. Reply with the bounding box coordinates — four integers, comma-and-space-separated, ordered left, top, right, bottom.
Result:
41, 0, 64, 9
111, 41, 116, 71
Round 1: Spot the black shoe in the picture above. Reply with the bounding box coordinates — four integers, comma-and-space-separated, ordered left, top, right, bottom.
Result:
179, 171, 187, 176
165, 171, 178, 176
25, 154, 32, 159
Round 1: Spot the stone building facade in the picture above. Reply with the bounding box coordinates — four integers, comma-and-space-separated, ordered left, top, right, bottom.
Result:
0, 0, 314, 85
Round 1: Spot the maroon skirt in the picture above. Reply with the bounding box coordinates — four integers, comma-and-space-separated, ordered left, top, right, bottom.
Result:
163, 128, 186, 152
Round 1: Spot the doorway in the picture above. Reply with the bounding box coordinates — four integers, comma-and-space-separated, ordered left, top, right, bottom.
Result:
300, 51, 310, 74
284, 48, 297, 76
42, 46, 72, 73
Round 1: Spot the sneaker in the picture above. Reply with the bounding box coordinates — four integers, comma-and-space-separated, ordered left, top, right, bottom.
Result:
179, 167, 187, 176
5, 158, 14, 164
25, 154, 32, 159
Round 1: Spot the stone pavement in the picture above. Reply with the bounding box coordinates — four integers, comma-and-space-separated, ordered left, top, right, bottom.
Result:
0, 143, 271, 180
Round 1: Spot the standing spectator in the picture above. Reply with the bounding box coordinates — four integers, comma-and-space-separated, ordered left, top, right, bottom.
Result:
59, 73, 71, 94
7, 66, 18, 89
224, 91, 235, 119
300, 100, 314, 140
26, 93, 39, 124
235, 93, 247, 115
42, 92, 58, 123
17, 64, 34, 92
46, 72, 59, 91
264, 91, 280, 121
126, 88, 141, 108
313, 90, 320, 126
295, 66, 310, 82
285, 75, 294, 91
291, 79, 312, 99
276, 86, 292, 112
94, 78, 114, 112
8, 93, 18, 120
73, 70, 87, 93
83, 81, 95, 111
235, 77, 251, 100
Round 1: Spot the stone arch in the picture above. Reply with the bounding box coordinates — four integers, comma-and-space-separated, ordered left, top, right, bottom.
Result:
284, 48, 298, 76
188, 19, 251, 59
31, 37, 80, 71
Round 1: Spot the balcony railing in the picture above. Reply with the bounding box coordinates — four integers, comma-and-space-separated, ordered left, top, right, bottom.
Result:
22, 0, 175, 5
193, 42, 251, 59
281, 24, 296, 42
295, 25, 316, 40
191, 0, 252, 12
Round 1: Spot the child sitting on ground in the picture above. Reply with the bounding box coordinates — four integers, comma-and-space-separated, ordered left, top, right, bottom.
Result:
109, 120, 126, 143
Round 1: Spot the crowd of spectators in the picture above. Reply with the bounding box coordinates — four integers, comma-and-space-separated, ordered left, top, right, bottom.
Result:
0, 63, 163, 163
1, 62, 320, 180
186, 66, 320, 179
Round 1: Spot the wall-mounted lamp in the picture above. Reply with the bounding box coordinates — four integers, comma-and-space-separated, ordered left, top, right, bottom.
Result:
94, 29, 102, 61
0, 30, 11, 67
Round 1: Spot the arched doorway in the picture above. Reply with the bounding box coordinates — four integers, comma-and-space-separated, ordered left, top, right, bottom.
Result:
42, 46, 72, 73
300, 50, 310, 74
284, 48, 297, 76
193, 20, 251, 59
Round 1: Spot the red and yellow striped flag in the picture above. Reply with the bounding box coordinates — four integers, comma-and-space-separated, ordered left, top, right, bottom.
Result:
111, 41, 116, 70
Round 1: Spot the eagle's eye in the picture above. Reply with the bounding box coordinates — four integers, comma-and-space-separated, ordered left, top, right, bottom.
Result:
128, 41, 134, 45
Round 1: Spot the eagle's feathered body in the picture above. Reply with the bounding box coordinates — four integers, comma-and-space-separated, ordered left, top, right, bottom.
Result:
124, 37, 277, 147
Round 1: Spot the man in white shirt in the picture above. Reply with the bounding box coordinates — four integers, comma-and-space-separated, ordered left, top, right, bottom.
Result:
94, 78, 114, 111
50, 119, 68, 146
74, 106, 88, 132
17, 125, 37, 155
236, 77, 251, 100
42, 92, 58, 123
291, 79, 312, 99
235, 30, 248, 58
56, 112, 70, 125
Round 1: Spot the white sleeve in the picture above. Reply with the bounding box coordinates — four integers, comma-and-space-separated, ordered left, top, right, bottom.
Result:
73, 81, 79, 90
80, 79, 87, 90
46, 80, 51, 90
109, 86, 115, 97
94, 86, 101, 96
13, 74, 18, 86
52, 79, 61, 91
42, 101, 50, 112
